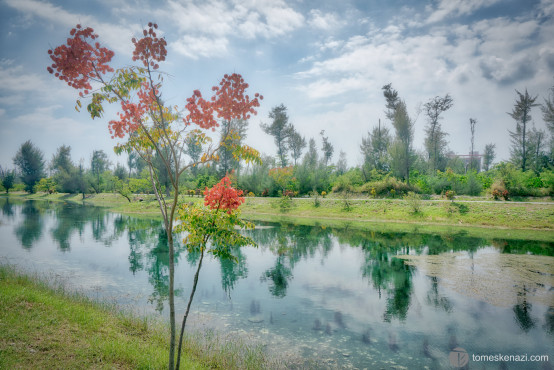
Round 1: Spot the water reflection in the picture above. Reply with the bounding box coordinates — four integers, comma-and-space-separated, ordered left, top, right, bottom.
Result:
14, 200, 44, 249
1, 198, 553, 368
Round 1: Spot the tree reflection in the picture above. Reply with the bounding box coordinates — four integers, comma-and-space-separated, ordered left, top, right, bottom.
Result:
261, 255, 292, 298
0, 197, 14, 219
14, 200, 43, 249
220, 247, 248, 294
513, 287, 536, 332
426, 276, 452, 313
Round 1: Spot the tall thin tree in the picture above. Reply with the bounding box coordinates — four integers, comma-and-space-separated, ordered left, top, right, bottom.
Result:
508, 89, 538, 172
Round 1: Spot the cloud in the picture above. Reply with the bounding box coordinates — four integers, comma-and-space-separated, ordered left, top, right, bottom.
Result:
479, 55, 537, 85
426, 0, 502, 24
308, 10, 342, 31
162, 0, 304, 58
171, 35, 229, 59
4, 0, 139, 55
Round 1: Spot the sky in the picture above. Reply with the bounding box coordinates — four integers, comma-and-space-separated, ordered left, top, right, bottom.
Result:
0, 0, 553, 172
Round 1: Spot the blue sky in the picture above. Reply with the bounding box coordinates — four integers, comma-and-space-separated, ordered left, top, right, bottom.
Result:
1, 0, 553, 171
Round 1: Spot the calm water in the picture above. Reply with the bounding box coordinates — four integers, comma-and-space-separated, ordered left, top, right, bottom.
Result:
1, 198, 553, 369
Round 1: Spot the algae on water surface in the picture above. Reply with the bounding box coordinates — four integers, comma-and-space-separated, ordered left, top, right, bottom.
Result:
396, 251, 554, 307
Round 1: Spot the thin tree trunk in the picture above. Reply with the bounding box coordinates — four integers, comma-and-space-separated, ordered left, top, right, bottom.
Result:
168, 232, 176, 370
176, 248, 205, 370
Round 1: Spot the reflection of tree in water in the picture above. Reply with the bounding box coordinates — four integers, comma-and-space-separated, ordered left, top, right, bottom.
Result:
50, 203, 104, 251
220, 247, 248, 295
1, 197, 14, 218
426, 276, 452, 313
14, 200, 44, 249
248, 222, 333, 298
544, 307, 554, 336
261, 255, 292, 298
513, 287, 537, 332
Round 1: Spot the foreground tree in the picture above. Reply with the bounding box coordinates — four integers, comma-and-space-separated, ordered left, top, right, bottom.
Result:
508, 89, 538, 172
174, 177, 255, 368
13, 140, 45, 193
47, 23, 262, 369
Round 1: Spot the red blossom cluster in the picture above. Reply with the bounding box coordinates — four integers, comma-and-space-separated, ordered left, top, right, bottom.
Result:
47, 25, 114, 95
204, 176, 245, 214
185, 73, 263, 131
108, 82, 156, 138
132, 22, 167, 70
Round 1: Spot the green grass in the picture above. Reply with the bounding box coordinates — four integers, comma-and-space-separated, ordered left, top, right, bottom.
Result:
0, 265, 280, 369
8, 191, 554, 241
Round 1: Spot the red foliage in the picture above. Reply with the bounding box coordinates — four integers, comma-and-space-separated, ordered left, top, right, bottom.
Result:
47, 25, 114, 94
108, 82, 156, 138
132, 23, 167, 70
185, 73, 263, 131
204, 176, 245, 214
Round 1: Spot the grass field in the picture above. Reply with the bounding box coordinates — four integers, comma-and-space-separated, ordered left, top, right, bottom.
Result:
0, 265, 280, 369
7, 191, 554, 241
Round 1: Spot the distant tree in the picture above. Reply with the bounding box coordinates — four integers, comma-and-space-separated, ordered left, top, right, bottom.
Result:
50, 145, 73, 174
541, 83, 554, 162
219, 119, 248, 176
288, 129, 306, 166
184, 132, 203, 175
360, 119, 391, 178
336, 151, 348, 175
90, 150, 110, 192
528, 126, 547, 173
13, 140, 45, 193
542, 84, 554, 134
389, 101, 415, 184
0, 167, 16, 193
469, 118, 477, 172
382, 83, 400, 121
482, 143, 496, 172
320, 130, 334, 165
127, 151, 145, 178
508, 89, 538, 172
114, 163, 128, 181
261, 104, 293, 167
423, 94, 453, 172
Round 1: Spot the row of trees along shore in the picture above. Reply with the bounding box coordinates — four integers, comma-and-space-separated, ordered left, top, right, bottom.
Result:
3, 84, 554, 200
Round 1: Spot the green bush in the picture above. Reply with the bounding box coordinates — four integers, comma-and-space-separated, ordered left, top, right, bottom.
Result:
359, 176, 418, 197
404, 191, 423, 214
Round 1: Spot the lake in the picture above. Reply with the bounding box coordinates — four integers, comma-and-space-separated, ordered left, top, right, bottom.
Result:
1, 197, 552, 369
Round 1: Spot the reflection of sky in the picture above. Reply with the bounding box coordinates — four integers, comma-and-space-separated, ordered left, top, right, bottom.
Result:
1, 200, 552, 369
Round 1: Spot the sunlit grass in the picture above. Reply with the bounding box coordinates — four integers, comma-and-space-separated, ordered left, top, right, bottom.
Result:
0, 265, 285, 370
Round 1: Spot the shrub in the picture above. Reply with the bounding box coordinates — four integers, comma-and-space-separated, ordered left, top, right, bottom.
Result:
444, 190, 455, 201
310, 190, 321, 207
404, 191, 423, 214
359, 176, 418, 197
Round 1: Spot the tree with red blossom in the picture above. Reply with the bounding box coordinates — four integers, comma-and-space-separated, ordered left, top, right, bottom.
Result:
47, 22, 262, 370
174, 177, 254, 365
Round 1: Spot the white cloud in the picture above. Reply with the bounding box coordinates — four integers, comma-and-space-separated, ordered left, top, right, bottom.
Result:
4, 0, 139, 55
308, 10, 342, 31
171, 35, 229, 59
150, 0, 303, 59
427, 0, 502, 24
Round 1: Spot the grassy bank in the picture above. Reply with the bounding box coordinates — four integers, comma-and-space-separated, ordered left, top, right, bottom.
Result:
0, 265, 276, 369
7, 192, 554, 241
